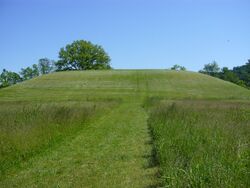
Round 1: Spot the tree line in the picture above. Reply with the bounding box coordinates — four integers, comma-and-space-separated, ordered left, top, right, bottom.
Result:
0, 58, 55, 88
199, 60, 250, 88
0, 39, 249, 89
170, 61, 250, 88
0, 40, 111, 88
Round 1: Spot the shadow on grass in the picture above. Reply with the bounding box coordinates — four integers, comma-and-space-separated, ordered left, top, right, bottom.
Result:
142, 125, 162, 188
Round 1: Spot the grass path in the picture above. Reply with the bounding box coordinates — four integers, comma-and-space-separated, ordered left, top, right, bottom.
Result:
1, 101, 157, 187
3, 70, 249, 187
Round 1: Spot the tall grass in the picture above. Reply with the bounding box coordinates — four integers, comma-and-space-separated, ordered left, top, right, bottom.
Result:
147, 100, 250, 187
0, 101, 116, 177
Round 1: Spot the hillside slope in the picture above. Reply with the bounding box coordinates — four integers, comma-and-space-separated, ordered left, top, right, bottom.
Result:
0, 70, 250, 102
0, 70, 249, 187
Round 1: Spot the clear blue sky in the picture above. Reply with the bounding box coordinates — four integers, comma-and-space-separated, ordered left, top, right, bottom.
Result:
0, 0, 249, 72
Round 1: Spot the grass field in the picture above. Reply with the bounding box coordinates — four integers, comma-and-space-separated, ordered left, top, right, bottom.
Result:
0, 101, 118, 177
0, 70, 250, 187
147, 100, 250, 187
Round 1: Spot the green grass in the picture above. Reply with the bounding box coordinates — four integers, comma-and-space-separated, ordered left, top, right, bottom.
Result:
0, 70, 250, 187
0, 70, 249, 102
0, 102, 157, 187
147, 100, 250, 187
0, 101, 118, 177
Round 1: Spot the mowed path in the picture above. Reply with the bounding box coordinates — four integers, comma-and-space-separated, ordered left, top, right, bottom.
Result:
1, 101, 157, 187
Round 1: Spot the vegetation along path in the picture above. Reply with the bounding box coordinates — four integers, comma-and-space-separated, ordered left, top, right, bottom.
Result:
1, 70, 250, 187
1, 101, 157, 187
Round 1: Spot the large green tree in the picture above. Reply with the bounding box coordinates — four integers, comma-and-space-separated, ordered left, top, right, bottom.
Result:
56, 40, 111, 71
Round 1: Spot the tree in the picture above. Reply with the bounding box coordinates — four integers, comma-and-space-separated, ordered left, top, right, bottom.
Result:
55, 40, 111, 71
233, 59, 250, 87
171, 64, 186, 71
220, 67, 241, 84
20, 67, 33, 80
199, 60, 249, 89
20, 64, 39, 80
38, 58, 54, 75
0, 69, 22, 88
201, 61, 220, 75
32, 64, 39, 77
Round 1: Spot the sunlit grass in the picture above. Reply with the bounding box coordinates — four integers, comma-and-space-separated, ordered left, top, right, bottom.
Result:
0, 101, 117, 177
0, 70, 250, 187
147, 99, 250, 187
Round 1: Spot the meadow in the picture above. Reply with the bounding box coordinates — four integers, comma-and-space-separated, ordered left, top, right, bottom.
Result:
0, 70, 250, 187
146, 99, 250, 187
0, 101, 117, 177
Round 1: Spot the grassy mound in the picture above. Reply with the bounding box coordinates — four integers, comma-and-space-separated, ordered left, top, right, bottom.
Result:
0, 70, 249, 186
0, 70, 249, 102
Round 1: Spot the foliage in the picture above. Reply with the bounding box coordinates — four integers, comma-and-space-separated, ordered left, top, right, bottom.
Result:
171, 64, 186, 71
32, 64, 39, 77
200, 60, 250, 89
219, 67, 246, 86
20, 64, 39, 80
0, 38, 112, 89
200, 61, 220, 75
56, 40, 111, 71
38, 58, 55, 75
233, 59, 250, 87
0, 70, 249, 186
0, 69, 22, 88
220, 67, 238, 82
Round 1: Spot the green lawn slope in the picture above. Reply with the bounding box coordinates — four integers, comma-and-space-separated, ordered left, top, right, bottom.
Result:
0, 70, 249, 102
0, 70, 249, 187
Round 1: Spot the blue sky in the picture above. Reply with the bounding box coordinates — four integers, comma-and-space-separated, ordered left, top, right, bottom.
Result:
0, 0, 249, 72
